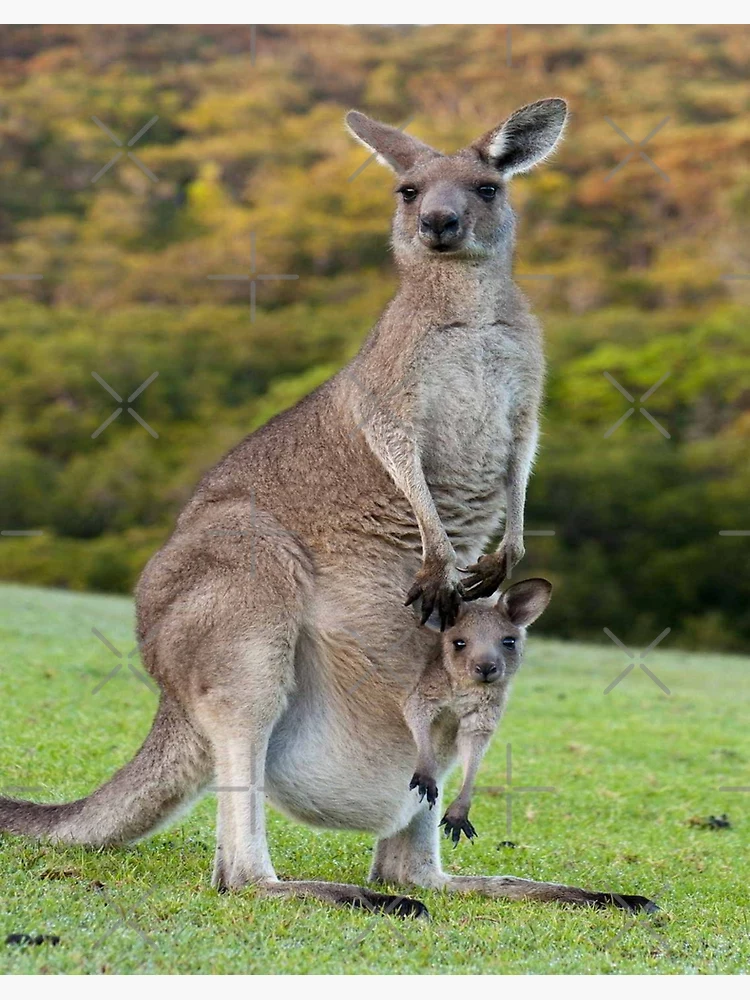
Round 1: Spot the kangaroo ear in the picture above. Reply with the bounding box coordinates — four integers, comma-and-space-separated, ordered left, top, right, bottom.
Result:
345, 111, 439, 174
500, 578, 552, 627
472, 99, 568, 178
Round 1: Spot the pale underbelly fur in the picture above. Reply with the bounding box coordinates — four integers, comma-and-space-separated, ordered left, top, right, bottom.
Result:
265, 693, 459, 837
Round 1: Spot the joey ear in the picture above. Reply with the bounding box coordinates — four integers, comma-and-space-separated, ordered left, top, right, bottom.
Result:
471, 99, 568, 178
345, 111, 439, 174
500, 578, 552, 628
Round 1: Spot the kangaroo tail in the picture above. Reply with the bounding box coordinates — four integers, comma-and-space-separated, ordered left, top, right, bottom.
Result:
0, 697, 211, 846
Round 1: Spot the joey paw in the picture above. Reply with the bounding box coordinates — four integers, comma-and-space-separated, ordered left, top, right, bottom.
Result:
440, 812, 477, 846
409, 772, 438, 808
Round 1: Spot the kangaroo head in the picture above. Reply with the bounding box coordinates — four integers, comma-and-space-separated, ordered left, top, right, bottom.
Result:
346, 100, 567, 265
425, 578, 552, 688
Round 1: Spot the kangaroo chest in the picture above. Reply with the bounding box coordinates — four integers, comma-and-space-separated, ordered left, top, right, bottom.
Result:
418, 323, 539, 536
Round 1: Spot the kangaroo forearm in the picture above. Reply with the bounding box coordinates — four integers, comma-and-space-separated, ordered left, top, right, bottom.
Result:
403, 695, 439, 767
503, 418, 539, 539
366, 425, 453, 564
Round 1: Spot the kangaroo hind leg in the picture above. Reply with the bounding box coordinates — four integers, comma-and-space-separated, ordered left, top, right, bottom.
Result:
196, 623, 427, 916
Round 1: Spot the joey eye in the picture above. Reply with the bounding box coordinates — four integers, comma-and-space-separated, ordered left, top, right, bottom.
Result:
399, 187, 418, 203
453, 639, 467, 650
477, 185, 497, 201
502, 637, 516, 649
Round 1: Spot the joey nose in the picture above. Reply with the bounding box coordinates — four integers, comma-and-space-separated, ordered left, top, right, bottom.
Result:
419, 210, 459, 238
475, 662, 499, 682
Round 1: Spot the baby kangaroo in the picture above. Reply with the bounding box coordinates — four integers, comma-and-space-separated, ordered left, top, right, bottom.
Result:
404, 578, 552, 845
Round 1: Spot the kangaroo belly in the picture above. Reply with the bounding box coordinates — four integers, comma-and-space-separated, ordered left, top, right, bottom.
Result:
265, 708, 415, 836
265, 685, 458, 837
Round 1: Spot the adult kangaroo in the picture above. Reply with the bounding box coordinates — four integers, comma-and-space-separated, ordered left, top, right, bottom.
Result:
0, 100, 653, 916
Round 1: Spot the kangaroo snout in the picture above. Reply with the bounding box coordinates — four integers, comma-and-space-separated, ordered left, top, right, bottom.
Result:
419, 207, 462, 250
474, 660, 501, 683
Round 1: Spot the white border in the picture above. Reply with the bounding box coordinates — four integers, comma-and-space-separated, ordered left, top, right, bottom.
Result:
4, 5, 746, 25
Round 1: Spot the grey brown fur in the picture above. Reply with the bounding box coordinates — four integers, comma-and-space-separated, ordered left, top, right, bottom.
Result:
0, 100, 654, 917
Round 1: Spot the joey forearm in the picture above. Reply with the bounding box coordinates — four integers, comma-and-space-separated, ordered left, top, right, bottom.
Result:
454, 727, 492, 807
404, 694, 440, 807
440, 720, 495, 844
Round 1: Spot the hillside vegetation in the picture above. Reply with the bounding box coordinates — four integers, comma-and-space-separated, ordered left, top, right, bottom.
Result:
1, 25, 749, 649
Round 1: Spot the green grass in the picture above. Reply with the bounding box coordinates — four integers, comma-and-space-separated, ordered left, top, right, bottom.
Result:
1, 583, 748, 974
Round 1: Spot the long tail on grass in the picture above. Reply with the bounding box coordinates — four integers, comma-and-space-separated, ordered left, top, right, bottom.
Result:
0, 697, 210, 845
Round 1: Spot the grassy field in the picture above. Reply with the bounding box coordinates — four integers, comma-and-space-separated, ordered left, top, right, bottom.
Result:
0, 582, 748, 975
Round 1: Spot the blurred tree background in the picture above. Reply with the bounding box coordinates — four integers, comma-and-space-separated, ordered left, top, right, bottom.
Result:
0, 25, 749, 650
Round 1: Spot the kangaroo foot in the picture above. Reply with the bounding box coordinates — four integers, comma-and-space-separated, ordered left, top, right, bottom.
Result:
260, 880, 429, 918
589, 891, 659, 914
349, 889, 429, 919
440, 809, 477, 845
409, 772, 438, 808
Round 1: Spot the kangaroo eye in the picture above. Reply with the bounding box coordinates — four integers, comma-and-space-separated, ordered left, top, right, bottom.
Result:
502, 637, 516, 649
453, 639, 467, 650
477, 185, 497, 201
399, 187, 418, 203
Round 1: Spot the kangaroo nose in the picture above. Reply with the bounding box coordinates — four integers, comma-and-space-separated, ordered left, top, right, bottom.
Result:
475, 662, 499, 682
419, 209, 459, 237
